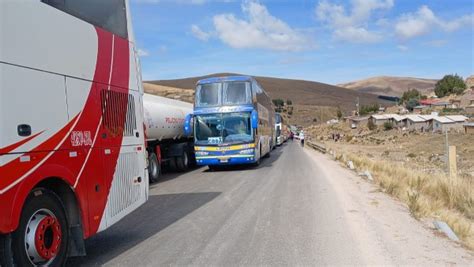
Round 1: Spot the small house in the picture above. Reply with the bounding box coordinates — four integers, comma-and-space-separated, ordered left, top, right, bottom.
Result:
419, 99, 439, 107
370, 114, 391, 126
405, 115, 429, 131
432, 116, 456, 133
464, 123, 474, 134
344, 116, 369, 128
417, 115, 435, 131
445, 115, 469, 132
390, 114, 407, 128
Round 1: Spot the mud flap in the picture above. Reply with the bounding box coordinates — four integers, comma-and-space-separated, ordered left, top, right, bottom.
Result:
67, 224, 86, 257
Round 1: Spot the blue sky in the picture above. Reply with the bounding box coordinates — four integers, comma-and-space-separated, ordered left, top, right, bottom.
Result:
130, 0, 474, 84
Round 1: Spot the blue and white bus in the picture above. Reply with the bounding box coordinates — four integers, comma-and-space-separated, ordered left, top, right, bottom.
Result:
184, 76, 275, 168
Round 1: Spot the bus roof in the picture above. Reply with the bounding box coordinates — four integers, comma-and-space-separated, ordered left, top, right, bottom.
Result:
197, 75, 253, 85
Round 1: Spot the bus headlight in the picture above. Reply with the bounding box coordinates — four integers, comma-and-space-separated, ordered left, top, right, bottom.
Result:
196, 151, 209, 156
239, 149, 254, 155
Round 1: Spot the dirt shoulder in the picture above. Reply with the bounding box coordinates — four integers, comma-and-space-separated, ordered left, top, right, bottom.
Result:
305, 147, 474, 265
307, 123, 474, 250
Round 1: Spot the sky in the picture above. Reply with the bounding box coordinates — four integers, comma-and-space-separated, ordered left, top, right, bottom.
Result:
130, 0, 474, 85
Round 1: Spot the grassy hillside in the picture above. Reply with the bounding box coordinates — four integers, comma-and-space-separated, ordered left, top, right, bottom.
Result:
338, 76, 438, 97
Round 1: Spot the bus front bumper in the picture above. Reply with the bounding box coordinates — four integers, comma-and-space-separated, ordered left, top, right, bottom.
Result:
195, 155, 256, 166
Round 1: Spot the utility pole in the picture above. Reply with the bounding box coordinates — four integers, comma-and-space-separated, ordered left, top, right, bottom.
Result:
445, 129, 449, 173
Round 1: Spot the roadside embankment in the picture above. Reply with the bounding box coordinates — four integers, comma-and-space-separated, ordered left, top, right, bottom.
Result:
307, 123, 474, 250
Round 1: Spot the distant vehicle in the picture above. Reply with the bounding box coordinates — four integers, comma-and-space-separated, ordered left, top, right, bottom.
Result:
275, 113, 290, 145
1, 1, 148, 265
144, 94, 195, 182
186, 76, 275, 168
275, 113, 283, 146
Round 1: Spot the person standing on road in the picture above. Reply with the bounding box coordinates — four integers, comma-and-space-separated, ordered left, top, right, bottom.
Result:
299, 131, 305, 147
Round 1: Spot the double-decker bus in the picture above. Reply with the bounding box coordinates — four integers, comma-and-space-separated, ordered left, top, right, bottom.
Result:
186, 76, 275, 168
0, 1, 148, 265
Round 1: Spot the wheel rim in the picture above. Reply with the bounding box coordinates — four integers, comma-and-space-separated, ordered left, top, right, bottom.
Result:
25, 209, 61, 265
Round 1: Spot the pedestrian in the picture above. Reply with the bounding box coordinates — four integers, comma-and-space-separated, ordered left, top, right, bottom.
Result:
299, 131, 305, 147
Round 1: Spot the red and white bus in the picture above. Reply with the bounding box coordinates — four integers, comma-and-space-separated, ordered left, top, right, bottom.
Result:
0, 1, 148, 265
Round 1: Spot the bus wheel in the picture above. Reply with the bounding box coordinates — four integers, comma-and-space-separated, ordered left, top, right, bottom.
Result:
253, 146, 262, 167
11, 189, 68, 267
264, 147, 271, 158
0, 234, 14, 267
169, 157, 178, 171
148, 153, 161, 183
176, 151, 189, 172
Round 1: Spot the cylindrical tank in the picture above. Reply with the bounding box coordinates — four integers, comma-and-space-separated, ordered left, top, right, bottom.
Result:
143, 93, 193, 141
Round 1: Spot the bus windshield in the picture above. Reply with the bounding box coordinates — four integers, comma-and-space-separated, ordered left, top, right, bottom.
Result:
196, 81, 251, 107
195, 113, 253, 145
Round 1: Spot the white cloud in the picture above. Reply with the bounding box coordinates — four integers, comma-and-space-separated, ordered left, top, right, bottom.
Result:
395, 5, 474, 39
190, 25, 211, 41
316, 0, 393, 43
397, 45, 408, 51
137, 49, 149, 57
211, 0, 312, 51
333, 26, 382, 43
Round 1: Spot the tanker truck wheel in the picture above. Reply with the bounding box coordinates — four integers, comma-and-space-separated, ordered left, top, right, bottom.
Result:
176, 151, 190, 172
148, 153, 161, 183
11, 188, 68, 267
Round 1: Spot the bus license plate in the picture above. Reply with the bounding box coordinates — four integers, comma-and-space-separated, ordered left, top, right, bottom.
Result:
220, 157, 229, 163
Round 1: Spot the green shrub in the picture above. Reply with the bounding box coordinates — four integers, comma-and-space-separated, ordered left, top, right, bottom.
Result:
435, 74, 466, 97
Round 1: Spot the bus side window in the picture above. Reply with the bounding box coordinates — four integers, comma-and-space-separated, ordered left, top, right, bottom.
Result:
41, 0, 128, 39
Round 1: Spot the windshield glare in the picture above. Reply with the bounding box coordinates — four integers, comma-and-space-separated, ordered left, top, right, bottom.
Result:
196, 81, 251, 107
195, 113, 253, 145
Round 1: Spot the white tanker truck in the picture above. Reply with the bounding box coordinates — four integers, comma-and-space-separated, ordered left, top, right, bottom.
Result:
143, 93, 194, 183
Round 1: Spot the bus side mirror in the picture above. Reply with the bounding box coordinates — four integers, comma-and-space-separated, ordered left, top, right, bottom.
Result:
184, 114, 193, 136
251, 110, 258, 129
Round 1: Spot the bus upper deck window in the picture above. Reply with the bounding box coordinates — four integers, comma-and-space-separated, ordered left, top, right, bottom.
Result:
196, 83, 221, 107
223, 82, 251, 105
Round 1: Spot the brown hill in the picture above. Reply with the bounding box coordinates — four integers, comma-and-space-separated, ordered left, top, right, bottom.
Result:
337, 76, 438, 97
143, 83, 194, 103
147, 73, 393, 114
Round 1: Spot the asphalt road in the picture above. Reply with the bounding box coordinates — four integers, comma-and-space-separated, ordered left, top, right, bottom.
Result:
69, 141, 473, 266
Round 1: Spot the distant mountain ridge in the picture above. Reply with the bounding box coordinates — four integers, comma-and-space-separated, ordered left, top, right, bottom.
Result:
337, 76, 438, 97
146, 73, 393, 113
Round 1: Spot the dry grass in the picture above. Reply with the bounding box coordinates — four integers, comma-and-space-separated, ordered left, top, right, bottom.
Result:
328, 147, 474, 249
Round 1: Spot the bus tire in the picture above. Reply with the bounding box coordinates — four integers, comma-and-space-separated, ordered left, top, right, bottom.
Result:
0, 234, 14, 267
264, 147, 271, 158
176, 151, 189, 172
169, 157, 178, 171
11, 188, 69, 267
253, 145, 262, 167
148, 153, 161, 183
